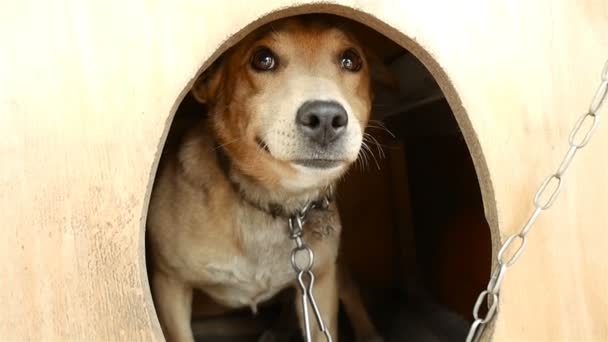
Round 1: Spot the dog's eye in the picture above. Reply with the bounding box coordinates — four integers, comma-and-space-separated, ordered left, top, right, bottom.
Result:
251, 48, 277, 71
340, 49, 363, 72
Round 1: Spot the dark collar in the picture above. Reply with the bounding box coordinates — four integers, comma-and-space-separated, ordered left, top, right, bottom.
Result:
214, 142, 334, 218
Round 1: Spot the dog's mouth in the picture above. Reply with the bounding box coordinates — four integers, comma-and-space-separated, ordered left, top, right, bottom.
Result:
256, 136, 346, 169
291, 159, 344, 169
255, 136, 271, 153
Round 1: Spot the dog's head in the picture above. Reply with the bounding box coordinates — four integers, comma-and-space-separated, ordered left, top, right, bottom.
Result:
193, 15, 380, 194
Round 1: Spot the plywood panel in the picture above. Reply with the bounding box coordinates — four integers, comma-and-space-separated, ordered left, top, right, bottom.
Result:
1, 0, 606, 341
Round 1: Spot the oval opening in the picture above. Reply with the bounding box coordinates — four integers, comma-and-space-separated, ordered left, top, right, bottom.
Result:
144, 6, 497, 341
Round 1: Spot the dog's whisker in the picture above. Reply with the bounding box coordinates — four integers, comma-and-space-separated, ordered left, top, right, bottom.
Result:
364, 133, 386, 160
371, 104, 398, 108
367, 121, 396, 138
358, 146, 369, 171
361, 137, 381, 170
214, 136, 246, 150
359, 144, 370, 171
364, 125, 397, 145
354, 152, 363, 171
368, 119, 384, 125
371, 136, 386, 160
356, 147, 365, 170
360, 141, 374, 170
367, 122, 388, 130
366, 145, 381, 170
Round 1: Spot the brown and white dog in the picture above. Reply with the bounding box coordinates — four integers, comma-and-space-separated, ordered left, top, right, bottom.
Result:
147, 14, 384, 342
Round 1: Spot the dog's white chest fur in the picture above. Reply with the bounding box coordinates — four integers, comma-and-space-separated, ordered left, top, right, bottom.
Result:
201, 214, 295, 312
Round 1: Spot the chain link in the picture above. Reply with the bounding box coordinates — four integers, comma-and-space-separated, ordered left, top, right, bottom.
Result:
466, 58, 607, 342
288, 198, 333, 342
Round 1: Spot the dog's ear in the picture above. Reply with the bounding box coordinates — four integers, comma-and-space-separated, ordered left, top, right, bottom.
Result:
191, 57, 224, 104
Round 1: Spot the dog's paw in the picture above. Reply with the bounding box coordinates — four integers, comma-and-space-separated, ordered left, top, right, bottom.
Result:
257, 329, 292, 342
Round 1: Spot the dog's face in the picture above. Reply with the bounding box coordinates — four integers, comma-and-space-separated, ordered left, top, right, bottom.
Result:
193, 16, 374, 193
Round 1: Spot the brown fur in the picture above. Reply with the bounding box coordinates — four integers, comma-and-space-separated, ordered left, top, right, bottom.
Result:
147, 15, 381, 342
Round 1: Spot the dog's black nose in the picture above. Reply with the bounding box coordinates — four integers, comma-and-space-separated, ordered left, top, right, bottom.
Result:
296, 101, 348, 145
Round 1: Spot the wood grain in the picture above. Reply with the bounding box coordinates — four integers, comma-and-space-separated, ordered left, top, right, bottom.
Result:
0, 0, 606, 341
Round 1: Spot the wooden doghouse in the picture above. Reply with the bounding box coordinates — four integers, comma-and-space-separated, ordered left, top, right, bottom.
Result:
1, 1, 606, 341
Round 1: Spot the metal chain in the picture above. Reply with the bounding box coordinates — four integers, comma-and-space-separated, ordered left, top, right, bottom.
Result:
288, 198, 333, 342
466, 58, 608, 342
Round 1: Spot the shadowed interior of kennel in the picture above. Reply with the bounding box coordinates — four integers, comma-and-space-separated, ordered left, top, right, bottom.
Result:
150, 16, 492, 341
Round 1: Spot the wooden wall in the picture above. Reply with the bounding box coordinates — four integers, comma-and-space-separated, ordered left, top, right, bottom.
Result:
0, 0, 606, 341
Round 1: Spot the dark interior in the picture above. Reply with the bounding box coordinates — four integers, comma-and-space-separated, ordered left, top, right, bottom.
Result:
154, 15, 491, 342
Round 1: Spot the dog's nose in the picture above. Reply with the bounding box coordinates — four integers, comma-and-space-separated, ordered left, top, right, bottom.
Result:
296, 101, 348, 145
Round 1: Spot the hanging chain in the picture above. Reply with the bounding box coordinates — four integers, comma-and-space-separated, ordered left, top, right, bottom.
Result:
466, 58, 608, 342
288, 197, 333, 342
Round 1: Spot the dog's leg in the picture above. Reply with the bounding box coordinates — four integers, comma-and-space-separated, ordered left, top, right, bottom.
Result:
152, 271, 194, 342
338, 266, 383, 342
295, 264, 339, 342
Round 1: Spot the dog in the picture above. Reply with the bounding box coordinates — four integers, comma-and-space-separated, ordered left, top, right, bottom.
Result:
147, 14, 386, 342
